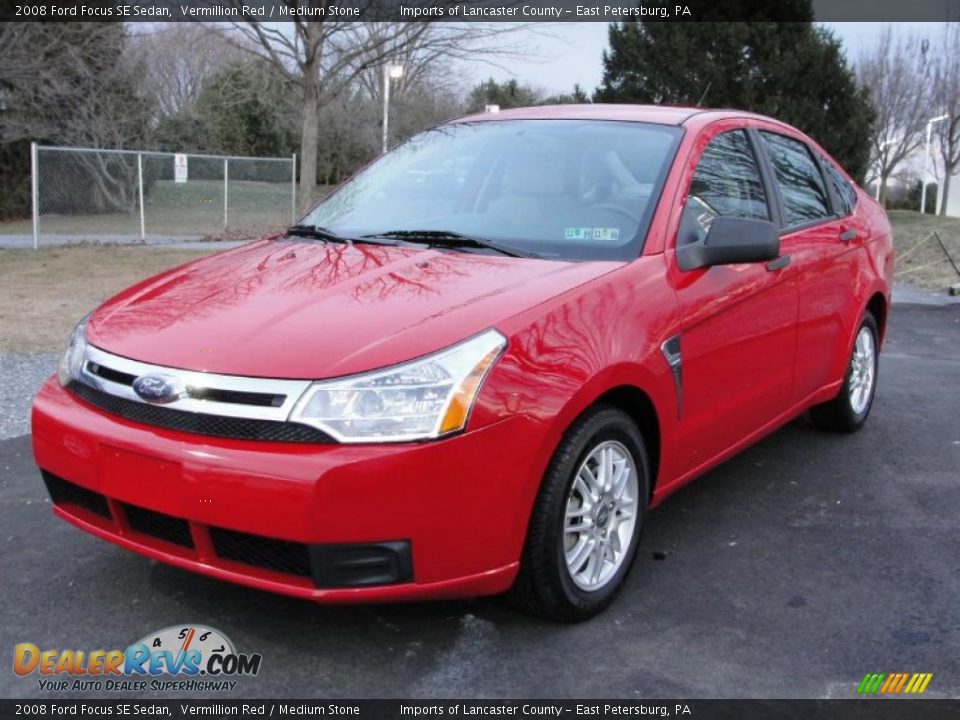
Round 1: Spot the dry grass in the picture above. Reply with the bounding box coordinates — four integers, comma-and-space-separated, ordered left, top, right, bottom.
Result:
0, 246, 219, 353
888, 210, 960, 290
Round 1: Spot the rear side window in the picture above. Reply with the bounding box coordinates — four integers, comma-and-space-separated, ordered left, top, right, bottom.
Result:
760, 131, 831, 227
822, 159, 858, 216
679, 130, 769, 246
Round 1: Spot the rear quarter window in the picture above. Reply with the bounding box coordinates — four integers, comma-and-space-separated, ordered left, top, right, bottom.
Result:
821, 159, 858, 216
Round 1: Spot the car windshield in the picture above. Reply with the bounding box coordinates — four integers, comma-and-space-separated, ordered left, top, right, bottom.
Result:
299, 119, 683, 261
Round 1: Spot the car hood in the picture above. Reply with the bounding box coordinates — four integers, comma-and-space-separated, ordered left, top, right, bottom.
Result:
87, 240, 619, 379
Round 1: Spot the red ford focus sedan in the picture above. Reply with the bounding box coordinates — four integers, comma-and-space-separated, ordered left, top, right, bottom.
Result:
32, 105, 893, 620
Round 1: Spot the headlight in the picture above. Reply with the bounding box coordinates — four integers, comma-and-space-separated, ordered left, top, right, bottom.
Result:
58, 316, 89, 387
289, 329, 506, 443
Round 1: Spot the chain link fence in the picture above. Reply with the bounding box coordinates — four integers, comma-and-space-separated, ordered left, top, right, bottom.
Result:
22, 144, 296, 248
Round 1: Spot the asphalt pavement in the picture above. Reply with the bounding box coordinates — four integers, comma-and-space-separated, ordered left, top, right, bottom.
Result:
1, 303, 958, 700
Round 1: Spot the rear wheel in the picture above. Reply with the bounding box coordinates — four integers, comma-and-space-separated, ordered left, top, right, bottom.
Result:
509, 406, 649, 621
810, 312, 879, 433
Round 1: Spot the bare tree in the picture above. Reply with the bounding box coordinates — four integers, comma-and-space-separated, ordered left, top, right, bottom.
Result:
127, 25, 245, 118
386, 71, 466, 144
354, 36, 468, 116
0, 23, 150, 147
212, 12, 531, 211
0, 23, 155, 213
307, 64, 464, 187
856, 26, 933, 205
932, 23, 960, 215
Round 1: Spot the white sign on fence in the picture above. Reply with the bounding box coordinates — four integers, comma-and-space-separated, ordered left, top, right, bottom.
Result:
174, 153, 188, 183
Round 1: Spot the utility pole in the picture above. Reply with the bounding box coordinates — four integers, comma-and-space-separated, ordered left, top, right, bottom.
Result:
920, 114, 949, 214
381, 64, 404, 154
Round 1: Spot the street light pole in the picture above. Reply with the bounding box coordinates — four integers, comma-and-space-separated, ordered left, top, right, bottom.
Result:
920, 113, 949, 214
381, 64, 404, 154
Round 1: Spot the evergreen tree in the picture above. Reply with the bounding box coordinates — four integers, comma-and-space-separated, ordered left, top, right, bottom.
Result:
544, 84, 591, 105
595, 15, 875, 181
467, 79, 543, 113
156, 60, 298, 159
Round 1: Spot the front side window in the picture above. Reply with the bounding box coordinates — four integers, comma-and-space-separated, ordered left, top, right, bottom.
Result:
300, 120, 682, 261
678, 129, 769, 246
760, 131, 831, 226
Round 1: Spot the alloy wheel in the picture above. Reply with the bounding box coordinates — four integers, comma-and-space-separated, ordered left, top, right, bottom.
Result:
563, 440, 639, 591
849, 326, 876, 415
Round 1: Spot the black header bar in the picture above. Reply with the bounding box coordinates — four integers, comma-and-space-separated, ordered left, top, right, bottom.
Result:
3, 0, 959, 22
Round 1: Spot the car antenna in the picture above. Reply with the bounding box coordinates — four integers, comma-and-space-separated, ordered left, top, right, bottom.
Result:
696, 82, 711, 107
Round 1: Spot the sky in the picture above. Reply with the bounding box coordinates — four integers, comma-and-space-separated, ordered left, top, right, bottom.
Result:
479, 22, 948, 95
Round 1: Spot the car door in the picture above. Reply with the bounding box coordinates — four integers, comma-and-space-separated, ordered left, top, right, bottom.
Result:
666, 125, 799, 478
755, 130, 863, 404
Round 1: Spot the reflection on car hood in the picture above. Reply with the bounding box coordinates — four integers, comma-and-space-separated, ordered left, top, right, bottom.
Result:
87, 240, 619, 379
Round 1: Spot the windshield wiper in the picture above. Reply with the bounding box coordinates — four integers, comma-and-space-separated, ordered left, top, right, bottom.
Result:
285, 224, 353, 243
363, 230, 537, 258
286, 224, 402, 247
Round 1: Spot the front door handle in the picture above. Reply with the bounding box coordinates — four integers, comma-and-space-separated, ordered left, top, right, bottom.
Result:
839, 228, 857, 242
766, 255, 791, 271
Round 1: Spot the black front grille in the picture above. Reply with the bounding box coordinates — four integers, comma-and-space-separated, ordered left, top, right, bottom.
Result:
210, 526, 313, 578
87, 361, 136, 386
185, 387, 285, 407
124, 503, 194, 548
66, 381, 333, 444
42, 471, 110, 518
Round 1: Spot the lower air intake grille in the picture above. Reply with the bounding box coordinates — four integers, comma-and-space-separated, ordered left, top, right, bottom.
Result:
123, 503, 194, 548
42, 471, 110, 519
66, 381, 333, 444
209, 527, 313, 578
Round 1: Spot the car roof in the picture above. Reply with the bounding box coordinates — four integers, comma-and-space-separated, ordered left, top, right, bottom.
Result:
451, 104, 791, 131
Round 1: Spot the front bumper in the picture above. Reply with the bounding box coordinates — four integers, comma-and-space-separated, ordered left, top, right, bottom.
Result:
31, 378, 551, 602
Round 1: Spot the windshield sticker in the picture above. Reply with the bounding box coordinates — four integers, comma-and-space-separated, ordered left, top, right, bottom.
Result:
564, 227, 621, 243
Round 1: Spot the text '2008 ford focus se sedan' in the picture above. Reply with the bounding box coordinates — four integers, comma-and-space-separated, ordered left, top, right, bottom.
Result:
33, 105, 893, 620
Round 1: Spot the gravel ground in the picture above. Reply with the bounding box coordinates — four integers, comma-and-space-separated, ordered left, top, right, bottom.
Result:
0, 352, 57, 439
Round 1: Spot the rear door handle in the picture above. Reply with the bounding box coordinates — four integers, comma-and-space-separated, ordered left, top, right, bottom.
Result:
839, 229, 857, 242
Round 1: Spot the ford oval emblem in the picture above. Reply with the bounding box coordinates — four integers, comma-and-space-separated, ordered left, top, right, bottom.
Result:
132, 375, 182, 404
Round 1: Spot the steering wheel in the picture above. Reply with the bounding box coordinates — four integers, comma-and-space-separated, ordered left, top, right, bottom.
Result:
588, 203, 643, 224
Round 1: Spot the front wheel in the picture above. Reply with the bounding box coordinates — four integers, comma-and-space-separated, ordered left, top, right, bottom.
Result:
810, 312, 879, 433
509, 406, 650, 621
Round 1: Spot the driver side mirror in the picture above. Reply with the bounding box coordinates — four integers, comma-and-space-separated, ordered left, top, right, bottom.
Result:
676, 216, 780, 272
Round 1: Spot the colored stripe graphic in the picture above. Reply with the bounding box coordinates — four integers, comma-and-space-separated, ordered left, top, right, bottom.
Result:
904, 674, 933, 694
880, 674, 897, 693
857, 674, 885, 693
893, 673, 909, 693
857, 673, 932, 694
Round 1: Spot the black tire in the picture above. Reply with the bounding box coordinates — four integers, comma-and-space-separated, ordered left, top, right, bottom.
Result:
810, 312, 880, 433
509, 405, 650, 622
